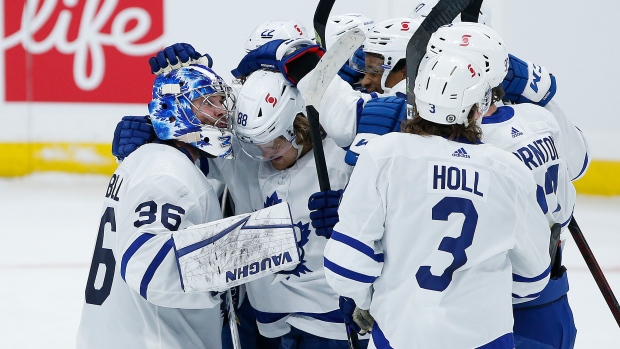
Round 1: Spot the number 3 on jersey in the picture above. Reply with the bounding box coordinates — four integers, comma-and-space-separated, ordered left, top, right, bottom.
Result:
415, 197, 478, 292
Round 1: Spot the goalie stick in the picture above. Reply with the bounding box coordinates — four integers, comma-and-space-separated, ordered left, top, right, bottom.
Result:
222, 186, 241, 349
568, 217, 620, 327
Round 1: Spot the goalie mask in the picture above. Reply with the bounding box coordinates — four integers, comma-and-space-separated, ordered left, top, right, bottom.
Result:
233, 70, 305, 161
414, 53, 491, 126
362, 18, 422, 93
427, 22, 509, 88
325, 13, 375, 50
148, 65, 236, 159
245, 20, 311, 52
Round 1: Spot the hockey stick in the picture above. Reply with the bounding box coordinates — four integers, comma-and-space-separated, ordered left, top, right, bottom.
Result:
302, 27, 365, 349
405, 0, 474, 115
313, 0, 336, 48
460, 0, 483, 23
302, 28, 365, 191
567, 217, 620, 327
221, 185, 242, 349
308, 0, 337, 192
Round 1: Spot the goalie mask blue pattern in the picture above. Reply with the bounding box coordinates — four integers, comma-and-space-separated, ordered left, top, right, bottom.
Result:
148, 65, 235, 159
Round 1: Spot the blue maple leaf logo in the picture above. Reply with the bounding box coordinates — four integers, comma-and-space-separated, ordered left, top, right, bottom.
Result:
264, 192, 282, 208
279, 221, 313, 279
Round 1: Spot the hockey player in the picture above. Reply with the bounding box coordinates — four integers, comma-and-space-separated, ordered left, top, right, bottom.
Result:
325, 13, 375, 89
231, 69, 364, 349
77, 65, 237, 348
423, 22, 587, 349
323, 52, 552, 349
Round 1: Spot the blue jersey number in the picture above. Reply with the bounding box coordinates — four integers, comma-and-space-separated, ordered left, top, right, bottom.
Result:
415, 197, 478, 292
85, 207, 117, 305
536, 164, 560, 214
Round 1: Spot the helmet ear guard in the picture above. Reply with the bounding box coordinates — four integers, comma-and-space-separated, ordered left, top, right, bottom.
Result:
148, 65, 236, 159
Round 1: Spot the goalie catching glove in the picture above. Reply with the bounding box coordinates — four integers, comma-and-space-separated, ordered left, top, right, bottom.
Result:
231, 38, 325, 86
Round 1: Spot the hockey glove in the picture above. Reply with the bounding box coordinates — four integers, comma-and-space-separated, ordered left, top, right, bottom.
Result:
148, 43, 213, 75
502, 54, 557, 107
231, 38, 325, 86
338, 47, 365, 87
339, 296, 362, 334
112, 115, 155, 161
345, 96, 407, 166
353, 306, 374, 335
308, 189, 343, 239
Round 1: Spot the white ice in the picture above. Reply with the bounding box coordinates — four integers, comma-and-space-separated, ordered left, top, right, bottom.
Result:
0, 173, 618, 348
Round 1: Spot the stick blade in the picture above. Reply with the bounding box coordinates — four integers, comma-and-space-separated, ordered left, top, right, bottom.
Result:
303, 27, 365, 107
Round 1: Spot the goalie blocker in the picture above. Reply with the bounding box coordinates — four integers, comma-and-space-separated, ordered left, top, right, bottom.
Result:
175, 202, 300, 292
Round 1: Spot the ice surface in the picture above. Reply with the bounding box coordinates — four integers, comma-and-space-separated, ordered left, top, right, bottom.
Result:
0, 173, 618, 348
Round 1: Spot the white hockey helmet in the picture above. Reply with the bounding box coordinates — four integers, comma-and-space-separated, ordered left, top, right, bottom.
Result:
233, 70, 306, 160
414, 53, 492, 125
426, 22, 508, 88
363, 18, 422, 93
325, 13, 375, 50
410, 0, 493, 27
148, 65, 236, 159
245, 20, 311, 52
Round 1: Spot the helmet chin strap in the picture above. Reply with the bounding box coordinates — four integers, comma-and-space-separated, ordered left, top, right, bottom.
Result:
292, 139, 304, 160
381, 68, 392, 94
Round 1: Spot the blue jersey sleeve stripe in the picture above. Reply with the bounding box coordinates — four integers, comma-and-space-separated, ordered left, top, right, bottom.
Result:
177, 216, 250, 257
512, 265, 551, 283
140, 238, 174, 299
573, 151, 589, 181
324, 257, 376, 283
371, 322, 394, 349
253, 309, 289, 324
512, 291, 543, 299
331, 231, 384, 262
121, 233, 155, 281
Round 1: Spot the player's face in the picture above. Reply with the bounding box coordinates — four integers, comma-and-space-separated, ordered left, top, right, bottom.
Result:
362, 54, 385, 93
361, 54, 405, 93
267, 136, 299, 170
192, 95, 228, 128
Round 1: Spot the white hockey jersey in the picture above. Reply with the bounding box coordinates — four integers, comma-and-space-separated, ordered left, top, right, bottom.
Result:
324, 133, 551, 349
481, 104, 578, 228
77, 143, 223, 349
244, 138, 356, 340
543, 101, 590, 181
297, 75, 407, 148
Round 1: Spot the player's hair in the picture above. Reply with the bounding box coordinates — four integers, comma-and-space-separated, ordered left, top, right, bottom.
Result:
401, 104, 483, 143
292, 113, 325, 149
